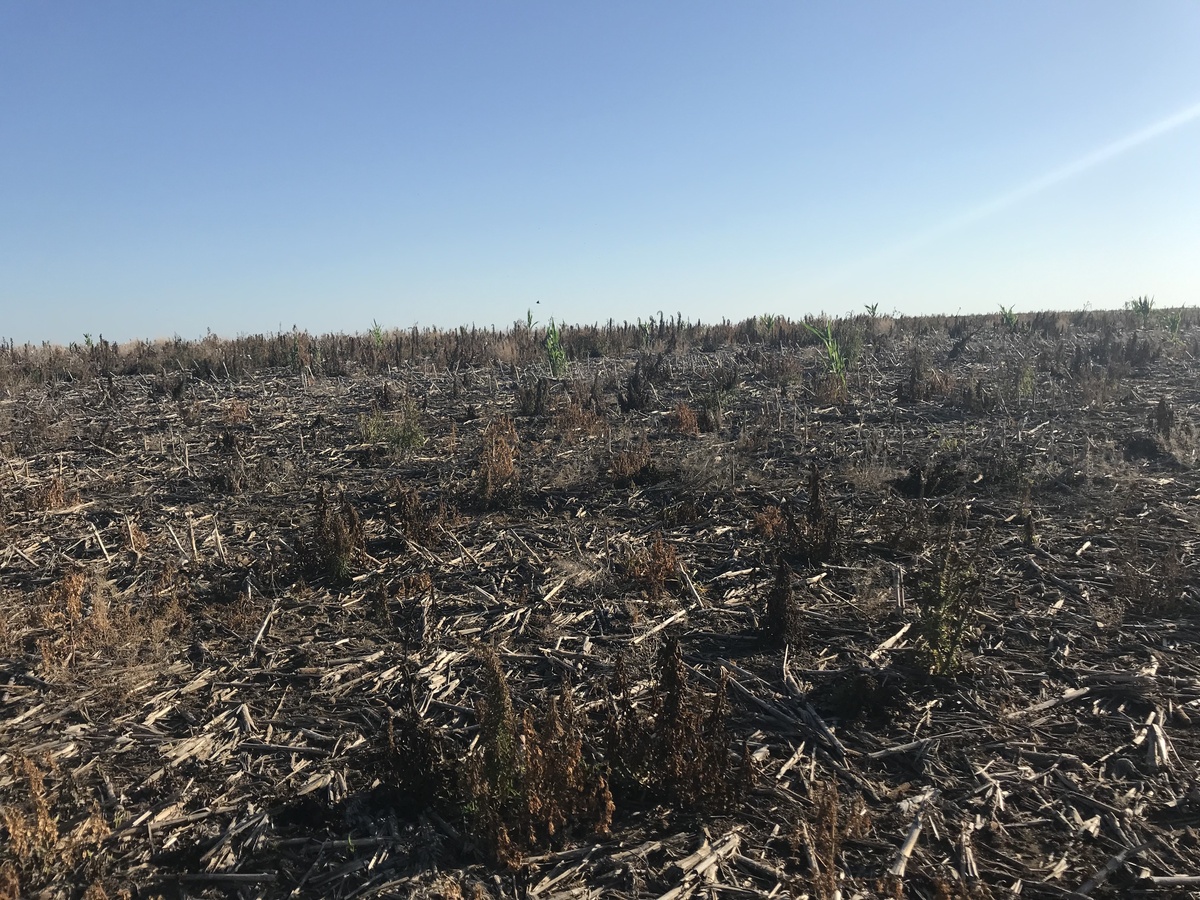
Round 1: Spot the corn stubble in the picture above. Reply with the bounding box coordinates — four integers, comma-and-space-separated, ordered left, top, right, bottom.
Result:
4, 309, 1197, 894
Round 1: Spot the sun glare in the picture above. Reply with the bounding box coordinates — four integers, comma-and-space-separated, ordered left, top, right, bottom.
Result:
810, 99, 1200, 291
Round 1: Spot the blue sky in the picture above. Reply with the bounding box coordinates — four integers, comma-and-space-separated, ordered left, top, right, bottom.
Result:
2, 2, 1198, 343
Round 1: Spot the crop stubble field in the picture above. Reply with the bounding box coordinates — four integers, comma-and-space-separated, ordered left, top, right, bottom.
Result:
1, 310, 1198, 899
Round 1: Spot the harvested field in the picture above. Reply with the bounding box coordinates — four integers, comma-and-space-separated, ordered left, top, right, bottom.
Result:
2, 310, 1199, 899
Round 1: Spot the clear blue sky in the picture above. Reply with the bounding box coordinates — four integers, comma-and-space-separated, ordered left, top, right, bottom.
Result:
2, 2, 1198, 344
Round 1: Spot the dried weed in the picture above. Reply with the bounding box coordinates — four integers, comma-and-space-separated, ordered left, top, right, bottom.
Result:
477, 416, 519, 508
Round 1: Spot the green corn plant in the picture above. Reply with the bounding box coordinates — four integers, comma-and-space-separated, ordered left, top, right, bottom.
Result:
544, 318, 567, 377
1165, 308, 1184, 343
1126, 295, 1155, 327
636, 318, 652, 350
998, 305, 1019, 332
802, 320, 847, 394
369, 320, 386, 352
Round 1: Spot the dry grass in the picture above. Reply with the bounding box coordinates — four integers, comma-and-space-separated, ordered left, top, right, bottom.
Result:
304, 491, 365, 583
221, 398, 250, 424
605, 640, 749, 813
754, 465, 838, 565
788, 779, 871, 899
624, 533, 679, 604
669, 402, 699, 436
29, 475, 78, 512
459, 648, 613, 868
609, 434, 657, 488
553, 395, 605, 441
477, 416, 519, 507
1, 755, 112, 895
388, 482, 448, 546
764, 558, 803, 647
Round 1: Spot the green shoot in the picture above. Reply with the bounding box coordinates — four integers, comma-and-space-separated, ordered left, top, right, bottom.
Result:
802, 320, 847, 395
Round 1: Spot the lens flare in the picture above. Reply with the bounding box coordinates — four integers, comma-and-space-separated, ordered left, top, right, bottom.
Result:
809, 99, 1200, 290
